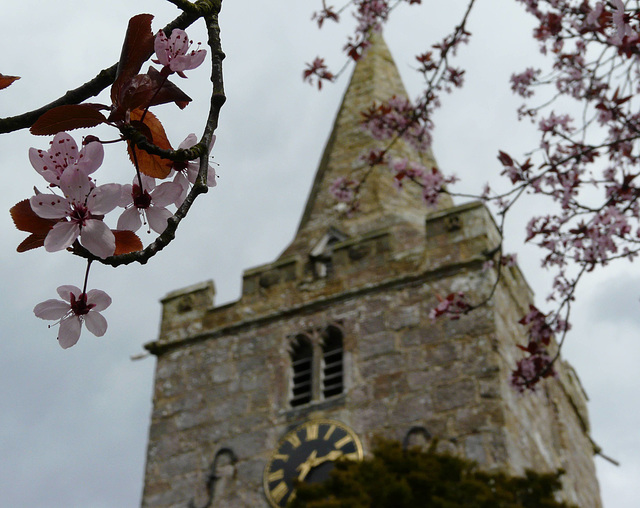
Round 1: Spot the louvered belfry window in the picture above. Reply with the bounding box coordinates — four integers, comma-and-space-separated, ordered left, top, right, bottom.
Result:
322, 326, 344, 399
290, 335, 313, 407
289, 325, 345, 408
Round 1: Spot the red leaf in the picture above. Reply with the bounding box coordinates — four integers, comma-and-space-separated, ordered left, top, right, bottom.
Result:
497, 151, 513, 167
113, 230, 143, 254
145, 67, 192, 108
127, 109, 173, 179
10, 199, 59, 252
0, 73, 20, 90
112, 14, 155, 106
17, 234, 48, 253
30, 104, 107, 135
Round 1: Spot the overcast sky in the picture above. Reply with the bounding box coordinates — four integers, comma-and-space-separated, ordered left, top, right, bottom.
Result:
1, 1, 638, 507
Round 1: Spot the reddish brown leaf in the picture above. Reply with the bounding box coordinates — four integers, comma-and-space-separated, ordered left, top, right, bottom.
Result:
10, 200, 59, 252
0, 73, 20, 90
17, 234, 46, 252
11, 200, 56, 234
113, 230, 143, 254
112, 14, 155, 106
127, 109, 173, 179
30, 104, 107, 135
145, 67, 192, 108
497, 151, 514, 167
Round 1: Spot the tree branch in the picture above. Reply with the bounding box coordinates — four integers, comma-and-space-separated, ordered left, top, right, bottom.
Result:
0, 8, 206, 134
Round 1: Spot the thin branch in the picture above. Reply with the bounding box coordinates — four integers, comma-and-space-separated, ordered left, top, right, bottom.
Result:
0, 9, 204, 134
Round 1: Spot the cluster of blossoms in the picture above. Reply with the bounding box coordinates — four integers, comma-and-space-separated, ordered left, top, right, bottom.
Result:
453, 0, 640, 389
309, 0, 640, 390
428, 292, 472, 322
390, 158, 458, 207
307, 0, 425, 85
510, 305, 572, 391
10, 20, 215, 349
330, 176, 358, 203
362, 96, 433, 152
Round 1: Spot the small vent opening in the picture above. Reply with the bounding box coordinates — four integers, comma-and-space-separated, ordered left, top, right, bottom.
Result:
291, 337, 313, 407
322, 326, 344, 399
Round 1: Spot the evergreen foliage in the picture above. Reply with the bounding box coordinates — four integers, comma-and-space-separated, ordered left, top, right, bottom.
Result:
290, 439, 574, 508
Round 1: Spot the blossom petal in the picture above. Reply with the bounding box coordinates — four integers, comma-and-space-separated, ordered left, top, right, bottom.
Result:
151, 181, 182, 207
86, 289, 112, 312
52, 132, 80, 165
78, 140, 104, 175
171, 50, 207, 73
29, 147, 60, 185
117, 207, 142, 232
178, 133, 198, 150
30, 194, 70, 219
154, 30, 171, 67
56, 285, 81, 302
146, 206, 172, 234
207, 164, 217, 187
84, 311, 108, 337
58, 316, 82, 349
119, 184, 133, 207
171, 171, 189, 206
86, 183, 122, 215
80, 220, 115, 258
44, 221, 79, 252
34, 299, 70, 320
60, 167, 93, 204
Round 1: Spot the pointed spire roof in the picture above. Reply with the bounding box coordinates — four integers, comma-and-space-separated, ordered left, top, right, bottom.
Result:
281, 33, 452, 258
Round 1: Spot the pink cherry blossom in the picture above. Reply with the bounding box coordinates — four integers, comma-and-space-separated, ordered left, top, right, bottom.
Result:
428, 292, 471, 321
153, 29, 206, 77
611, 0, 637, 46
29, 132, 104, 186
34, 285, 111, 349
29, 169, 121, 258
171, 133, 217, 206
117, 175, 182, 234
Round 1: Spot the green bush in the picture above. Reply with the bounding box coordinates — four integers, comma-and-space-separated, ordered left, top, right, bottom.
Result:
290, 438, 573, 508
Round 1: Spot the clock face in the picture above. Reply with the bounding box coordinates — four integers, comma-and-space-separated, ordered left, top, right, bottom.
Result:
263, 419, 363, 507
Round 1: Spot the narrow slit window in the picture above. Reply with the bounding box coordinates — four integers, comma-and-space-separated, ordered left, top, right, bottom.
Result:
290, 336, 313, 407
322, 326, 344, 399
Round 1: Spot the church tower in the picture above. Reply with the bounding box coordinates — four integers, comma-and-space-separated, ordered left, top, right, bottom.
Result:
141, 35, 601, 507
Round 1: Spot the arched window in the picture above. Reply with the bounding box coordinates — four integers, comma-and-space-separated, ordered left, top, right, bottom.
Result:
290, 335, 313, 407
322, 325, 343, 399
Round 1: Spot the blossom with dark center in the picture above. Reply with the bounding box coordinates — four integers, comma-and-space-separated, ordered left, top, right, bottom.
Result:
29, 168, 121, 258
117, 175, 181, 234
34, 285, 111, 349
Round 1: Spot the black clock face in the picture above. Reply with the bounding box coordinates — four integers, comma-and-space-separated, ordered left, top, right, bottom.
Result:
263, 419, 363, 507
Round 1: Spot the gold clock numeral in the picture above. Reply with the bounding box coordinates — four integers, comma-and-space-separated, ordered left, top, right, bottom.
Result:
267, 469, 284, 482
286, 433, 301, 449
343, 452, 359, 461
270, 481, 289, 504
323, 424, 336, 441
335, 435, 353, 449
272, 453, 288, 462
305, 423, 319, 440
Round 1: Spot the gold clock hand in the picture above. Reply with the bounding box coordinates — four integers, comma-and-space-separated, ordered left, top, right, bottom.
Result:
296, 450, 318, 482
309, 449, 343, 468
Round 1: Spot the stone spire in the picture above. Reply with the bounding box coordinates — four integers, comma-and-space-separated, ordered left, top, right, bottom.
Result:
281, 32, 452, 258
